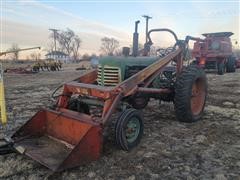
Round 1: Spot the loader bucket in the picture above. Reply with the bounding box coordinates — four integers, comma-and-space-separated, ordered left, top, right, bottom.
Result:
11, 109, 102, 172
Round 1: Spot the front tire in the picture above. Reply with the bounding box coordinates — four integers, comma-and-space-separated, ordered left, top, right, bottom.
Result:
217, 62, 225, 75
115, 109, 144, 151
174, 66, 207, 123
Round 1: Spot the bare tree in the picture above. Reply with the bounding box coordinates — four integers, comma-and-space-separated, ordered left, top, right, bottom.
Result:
57, 28, 75, 55
47, 41, 55, 53
114, 48, 122, 56
30, 53, 36, 61
130, 43, 143, 51
71, 36, 81, 60
233, 49, 240, 58
49, 28, 82, 60
25, 56, 30, 61
129, 43, 143, 55
100, 37, 119, 56
91, 53, 97, 58
82, 53, 90, 60
30, 52, 41, 61
8, 43, 20, 60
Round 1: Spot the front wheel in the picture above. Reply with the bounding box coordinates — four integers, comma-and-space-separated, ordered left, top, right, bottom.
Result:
115, 108, 144, 151
217, 62, 225, 75
174, 66, 207, 123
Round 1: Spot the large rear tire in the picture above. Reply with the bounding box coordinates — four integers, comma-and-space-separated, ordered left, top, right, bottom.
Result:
226, 56, 236, 73
174, 66, 207, 123
115, 108, 144, 151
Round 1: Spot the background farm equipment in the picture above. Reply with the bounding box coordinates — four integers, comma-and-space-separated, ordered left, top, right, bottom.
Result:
4, 66, 36, 74
32, 60, 62, 72
191, 32, 236, 75
0, 47, 41, 57
1, 47, 41, 74
5, 60, 62, 74
0, 21, 207, 172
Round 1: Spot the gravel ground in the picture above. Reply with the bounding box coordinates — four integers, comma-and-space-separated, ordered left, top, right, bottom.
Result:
0, 64, 239, 180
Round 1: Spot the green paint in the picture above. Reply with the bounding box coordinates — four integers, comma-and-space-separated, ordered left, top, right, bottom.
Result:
126, 117, 140, 143
98, 56, 159, 85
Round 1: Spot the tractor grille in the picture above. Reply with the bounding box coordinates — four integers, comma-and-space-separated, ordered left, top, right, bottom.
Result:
97, 65, 120, 86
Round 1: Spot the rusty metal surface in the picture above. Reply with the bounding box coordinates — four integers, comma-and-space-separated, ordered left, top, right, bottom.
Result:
176, 54, 183, 75
15, 135, 73, 171
102, 93, 122, 125
65, 82, 115, 99
12, 109, 102, 171
137, 87, 172, 94
76, 69, 98, 83
58, 126, 102, 171
57, 108, 97, 125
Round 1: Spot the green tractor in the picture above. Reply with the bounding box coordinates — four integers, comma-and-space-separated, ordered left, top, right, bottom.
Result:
97, 22, 179, 109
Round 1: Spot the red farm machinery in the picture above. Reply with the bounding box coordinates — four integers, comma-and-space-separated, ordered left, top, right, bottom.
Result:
0, 21, 208, 171
190, 32, 236, 75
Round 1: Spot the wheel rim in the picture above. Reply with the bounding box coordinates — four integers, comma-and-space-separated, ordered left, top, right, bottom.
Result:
125, 117, 140, 143
191, 78, 206, 115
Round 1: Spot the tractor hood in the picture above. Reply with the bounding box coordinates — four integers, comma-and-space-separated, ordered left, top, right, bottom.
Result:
98, 56, 159, 67
97, 56, 160, 86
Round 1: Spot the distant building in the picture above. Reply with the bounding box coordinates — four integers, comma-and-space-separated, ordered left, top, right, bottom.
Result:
45, 51, 70, 63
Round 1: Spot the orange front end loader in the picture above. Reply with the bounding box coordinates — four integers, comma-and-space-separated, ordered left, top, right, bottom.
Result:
11, 109, 102, 171
0, 29, 207, 172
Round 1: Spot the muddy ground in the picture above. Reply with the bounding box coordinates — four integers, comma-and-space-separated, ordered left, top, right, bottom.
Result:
0, 64, 239, 180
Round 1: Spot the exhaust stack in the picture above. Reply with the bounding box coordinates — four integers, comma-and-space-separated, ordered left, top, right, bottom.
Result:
132, 20, 140, 57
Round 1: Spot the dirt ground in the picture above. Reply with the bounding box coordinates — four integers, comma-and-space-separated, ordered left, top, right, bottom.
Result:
0, 64, 239, 180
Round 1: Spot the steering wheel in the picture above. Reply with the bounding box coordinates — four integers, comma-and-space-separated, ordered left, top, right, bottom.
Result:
156, 48, 166, 57
156, 47, 175, 57
164, 47, 175, 54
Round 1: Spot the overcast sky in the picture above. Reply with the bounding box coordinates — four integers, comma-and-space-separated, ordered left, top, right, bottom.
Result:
1, 0, 239, 58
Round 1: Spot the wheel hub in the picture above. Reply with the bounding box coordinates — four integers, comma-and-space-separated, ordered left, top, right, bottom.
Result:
126, 117, 140, 143
191, 78, 206, 115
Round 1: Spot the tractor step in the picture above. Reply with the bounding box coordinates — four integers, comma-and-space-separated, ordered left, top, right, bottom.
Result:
11, 109, 103, 171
